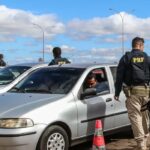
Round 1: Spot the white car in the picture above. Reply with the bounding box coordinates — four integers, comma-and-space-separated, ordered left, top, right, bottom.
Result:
0, 66, 5, 70
0, 62, 48, 94
0, 63, 130, 150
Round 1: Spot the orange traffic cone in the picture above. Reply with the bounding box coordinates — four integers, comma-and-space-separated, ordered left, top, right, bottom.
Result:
92, 120, 106, 150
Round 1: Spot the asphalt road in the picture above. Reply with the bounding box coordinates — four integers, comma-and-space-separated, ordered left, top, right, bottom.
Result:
70, 131, 150, 150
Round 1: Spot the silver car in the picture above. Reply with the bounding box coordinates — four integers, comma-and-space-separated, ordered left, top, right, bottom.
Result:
0, 63, 130, 150
0, 62, 48, 94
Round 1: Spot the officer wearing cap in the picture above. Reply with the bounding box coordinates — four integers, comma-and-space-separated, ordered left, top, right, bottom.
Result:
0, 54, 6, 66
115, 37, 150, 150
48, 47, 70, 65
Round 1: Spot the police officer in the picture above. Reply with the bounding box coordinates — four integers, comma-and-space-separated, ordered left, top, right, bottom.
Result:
114, 37, 150, 150
48, 47, 70, 65
0, 54, 6, 66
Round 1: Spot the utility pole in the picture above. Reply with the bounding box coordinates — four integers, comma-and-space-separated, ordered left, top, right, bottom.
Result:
33, 23, 45, 62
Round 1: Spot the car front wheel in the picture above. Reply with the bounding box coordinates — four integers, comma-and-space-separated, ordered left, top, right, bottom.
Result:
39, 125, 69, 150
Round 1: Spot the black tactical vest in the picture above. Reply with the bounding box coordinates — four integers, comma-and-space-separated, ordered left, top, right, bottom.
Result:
124, 50, 149, 86
49, 57, 70, 66
0, 60, 6, 66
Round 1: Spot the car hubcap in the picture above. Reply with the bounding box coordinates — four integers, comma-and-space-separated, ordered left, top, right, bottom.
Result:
47, 133, 65, 150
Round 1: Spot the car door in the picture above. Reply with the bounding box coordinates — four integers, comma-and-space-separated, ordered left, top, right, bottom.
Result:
109, 66, 130, 128
76, 67, 115, 137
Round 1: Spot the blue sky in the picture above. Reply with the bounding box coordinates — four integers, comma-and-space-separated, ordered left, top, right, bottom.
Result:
0, 0, 150, 64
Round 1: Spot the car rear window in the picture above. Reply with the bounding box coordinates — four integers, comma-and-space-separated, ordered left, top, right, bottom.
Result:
0, 66, 31, 85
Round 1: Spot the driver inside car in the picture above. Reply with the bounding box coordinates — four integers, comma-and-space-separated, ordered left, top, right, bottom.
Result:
85, 72, 109, 94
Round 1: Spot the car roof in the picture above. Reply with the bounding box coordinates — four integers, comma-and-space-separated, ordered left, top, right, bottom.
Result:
6, 62, 48, 67
48, 62, 117, 69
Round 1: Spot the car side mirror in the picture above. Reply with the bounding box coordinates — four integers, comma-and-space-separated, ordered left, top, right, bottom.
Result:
80, 88, 97, 100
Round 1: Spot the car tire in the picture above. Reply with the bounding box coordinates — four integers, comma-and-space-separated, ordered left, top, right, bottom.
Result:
38, 125, 69, 150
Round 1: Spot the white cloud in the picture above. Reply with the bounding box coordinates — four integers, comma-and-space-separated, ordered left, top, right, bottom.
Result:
67, 12, 150, 41
0, 35, 15, 42
0, 5, 65, 42
9, 56, 37, 65
45, 45, 53, 53
2, 6, 150, 64
1, 6, 150, 44
91, 47, 120, 62
61, 45, 75, 52
91, 47, 122, 55
45, 44, 75, 53
70, 47, 121, 64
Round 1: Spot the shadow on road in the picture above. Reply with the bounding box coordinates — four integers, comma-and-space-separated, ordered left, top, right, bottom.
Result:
70, 131, 135, 150
106, 131, 137, 150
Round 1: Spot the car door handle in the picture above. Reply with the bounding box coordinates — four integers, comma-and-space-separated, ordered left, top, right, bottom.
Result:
106, 98, 112, 102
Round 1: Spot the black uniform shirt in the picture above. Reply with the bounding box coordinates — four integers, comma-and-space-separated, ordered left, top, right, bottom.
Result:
0, 60, 6, 66
48, 57, 70, 66
115, 55, 126, 97
115, 49, 150, 97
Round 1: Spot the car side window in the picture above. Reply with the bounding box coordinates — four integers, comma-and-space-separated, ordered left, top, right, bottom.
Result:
82, 68, 110, 99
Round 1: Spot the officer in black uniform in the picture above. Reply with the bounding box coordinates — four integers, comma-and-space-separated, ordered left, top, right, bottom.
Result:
0, 54, 6, 66
114, 37, 150, 150
48, 47, 70, 65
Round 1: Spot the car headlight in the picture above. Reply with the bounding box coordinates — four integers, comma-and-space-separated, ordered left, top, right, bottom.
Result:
0, 118, 34, 128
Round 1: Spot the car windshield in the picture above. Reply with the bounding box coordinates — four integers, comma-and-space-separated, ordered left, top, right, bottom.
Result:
0, 66, 31, 85
9, 67, 85, 94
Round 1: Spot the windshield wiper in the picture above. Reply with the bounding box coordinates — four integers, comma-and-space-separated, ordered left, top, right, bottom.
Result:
24, 88, 52, 94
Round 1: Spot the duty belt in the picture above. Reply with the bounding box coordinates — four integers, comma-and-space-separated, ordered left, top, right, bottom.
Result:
131, 86, 150, 96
